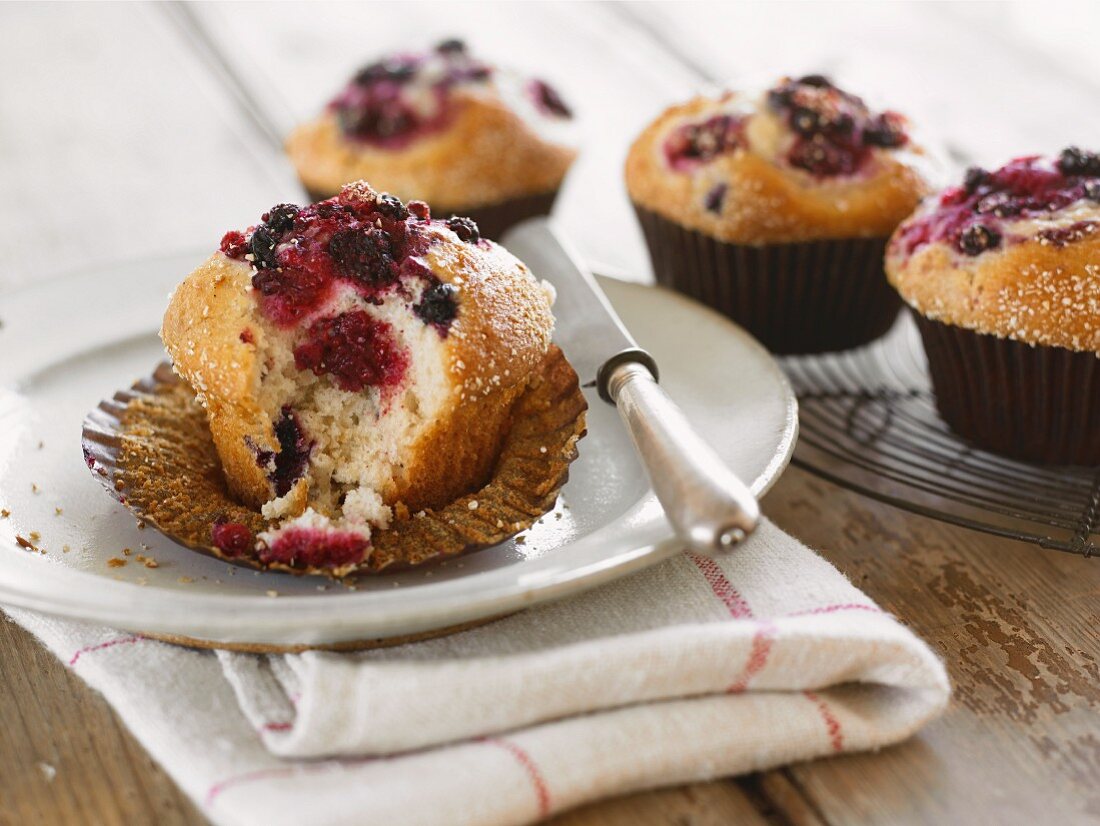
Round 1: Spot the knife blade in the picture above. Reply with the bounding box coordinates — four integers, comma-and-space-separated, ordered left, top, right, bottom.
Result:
501, 218, 759, 554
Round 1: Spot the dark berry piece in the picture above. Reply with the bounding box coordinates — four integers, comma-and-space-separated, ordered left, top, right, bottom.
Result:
436, 38, 467, 54
354, 60, 416, 85
211, 520, 252, 556
958, 224, 1001, 256
375, 193, 409, 221
766, 87, 793, 111
447, 216, 480, 243
415, 281, 459, 326
704, 183, 727, 214
862, 113, 906, 148
239, 328, 255, 345
407, 200, 431, 220
797, 74, 833, 88
250, 226, 279, 270
790, 106, 820, 136
964, 167, 989, 192
529, 80, 573, 119
1085, 180, 1100, 202
1057, 146, 1100, 176
328, 227, 396, 286
263, 203, 299, 236
220, 231, 248, 259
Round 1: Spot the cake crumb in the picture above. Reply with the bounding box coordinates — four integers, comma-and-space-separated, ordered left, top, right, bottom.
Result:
515, 535, 527, 545
122, 547, 132, 556
62, 545, 70, 553
37, 762, 55, 782
266, 590, 278, 598
107, 558, 126, 568
467, 500, 479, 510
539, 446, 547, 454
31, 483, 39, 494
54, 507, 63, 516
178, 576, 194, 584
0, 509, 9, 518
15, 535, 36, 551
29, 531, 40, 542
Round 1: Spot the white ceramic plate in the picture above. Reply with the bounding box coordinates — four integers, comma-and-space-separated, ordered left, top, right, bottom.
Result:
0, 252, 797, 646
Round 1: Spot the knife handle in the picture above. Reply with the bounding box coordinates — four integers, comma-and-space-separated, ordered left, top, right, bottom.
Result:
605, 361, 760, 554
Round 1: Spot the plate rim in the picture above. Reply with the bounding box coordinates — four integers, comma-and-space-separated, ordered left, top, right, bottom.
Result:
0, 250, 798, 643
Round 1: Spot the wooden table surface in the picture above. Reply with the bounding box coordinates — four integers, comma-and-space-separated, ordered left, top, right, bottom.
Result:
3, 3, 1099, 824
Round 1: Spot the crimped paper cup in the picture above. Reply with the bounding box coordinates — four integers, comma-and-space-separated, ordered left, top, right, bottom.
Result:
81, 346, 587, 577
304, 187, 560, 241
633, 204, 901, 354
914, 313, 1100, 465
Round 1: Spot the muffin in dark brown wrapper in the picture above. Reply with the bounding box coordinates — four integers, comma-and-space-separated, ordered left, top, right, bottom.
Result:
887, 150, 1100, 465
626, 75, 932, 354
289, 39, 576, 241
914, 314, 1100, 464
306, 188, 560, 241
634, 205, 901, 353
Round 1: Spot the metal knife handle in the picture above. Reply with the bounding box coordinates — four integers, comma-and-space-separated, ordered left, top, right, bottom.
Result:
605, 360, 760, 554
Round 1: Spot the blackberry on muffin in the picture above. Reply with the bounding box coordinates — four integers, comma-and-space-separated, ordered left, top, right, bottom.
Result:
286, 39, 577, 239
886, 150, 1100, 464
626, 74, 934, 354
161, 182, 560, 570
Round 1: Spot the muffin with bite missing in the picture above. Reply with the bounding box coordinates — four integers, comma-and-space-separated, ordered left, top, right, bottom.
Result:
286, 39, 577, 240
886, 149, 1100, 464
627, 74, 934, 354
160, 182, 569, 572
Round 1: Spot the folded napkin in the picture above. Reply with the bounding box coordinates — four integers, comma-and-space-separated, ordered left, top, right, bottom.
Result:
8, 519, 949, 826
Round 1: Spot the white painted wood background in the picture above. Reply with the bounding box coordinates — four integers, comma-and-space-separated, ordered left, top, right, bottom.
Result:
2, 1, 1098, 296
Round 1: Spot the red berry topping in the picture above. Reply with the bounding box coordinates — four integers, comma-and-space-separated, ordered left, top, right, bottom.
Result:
330, 44, 494, 148
328, 226, 396, 286
220, 231, 248, 259
293, 310, 408, 393
895, 152, 1100, 256
211, 520, 252, 556
765, 76, 910, 177
259, 526, 369, 569
664, 114, 746, 170
528, 79, 572, 119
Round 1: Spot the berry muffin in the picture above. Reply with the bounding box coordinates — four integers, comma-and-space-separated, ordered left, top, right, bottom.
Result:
626, 74, 933, 353
286, 39, 577, 240
160, 182, 561, 569
887, 150, 1100, 464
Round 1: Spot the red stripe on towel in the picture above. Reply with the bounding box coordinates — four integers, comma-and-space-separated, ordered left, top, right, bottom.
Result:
482, 737, 552, 817
69, 634, 145, 666
786, 603, 882, 618
804, 690, 844, 752
687, 553, 754, 619
261, 721, 293, 732
727, 621, 776, 693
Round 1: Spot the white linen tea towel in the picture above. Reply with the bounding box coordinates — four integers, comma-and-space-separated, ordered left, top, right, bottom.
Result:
9, 518, 950, 826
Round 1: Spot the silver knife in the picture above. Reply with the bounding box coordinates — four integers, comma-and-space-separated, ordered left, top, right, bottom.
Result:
501, 218, 759, 555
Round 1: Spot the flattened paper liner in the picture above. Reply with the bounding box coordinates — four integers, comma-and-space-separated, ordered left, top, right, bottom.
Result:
633, 204, 901, 355
81, 345, 587, 577
913, 312, 1100, 465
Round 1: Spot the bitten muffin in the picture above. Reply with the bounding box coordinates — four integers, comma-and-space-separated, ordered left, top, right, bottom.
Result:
161, 182, 557, 568
626, 74, 933, 353
286, 39, 577, 239
886, 149, 1100, 464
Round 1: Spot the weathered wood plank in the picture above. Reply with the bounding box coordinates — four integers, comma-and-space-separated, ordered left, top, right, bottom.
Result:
759, 467, 1100, 824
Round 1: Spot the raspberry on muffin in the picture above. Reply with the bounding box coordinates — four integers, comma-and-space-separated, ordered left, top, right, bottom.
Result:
161, 182, 558, 569
286, 39, 578, 239
886, 150, 1100, 463
627, 74, 934, 354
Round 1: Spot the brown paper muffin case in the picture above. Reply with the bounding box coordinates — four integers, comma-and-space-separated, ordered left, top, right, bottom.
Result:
81, 346, 587, 577
914, 312, 1100, 465
633, 205, 902, 355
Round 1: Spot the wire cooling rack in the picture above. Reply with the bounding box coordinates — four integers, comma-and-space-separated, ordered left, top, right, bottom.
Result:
781, 314, 1100, 557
